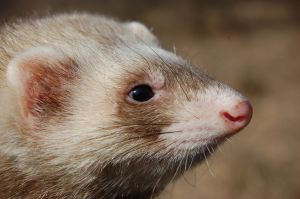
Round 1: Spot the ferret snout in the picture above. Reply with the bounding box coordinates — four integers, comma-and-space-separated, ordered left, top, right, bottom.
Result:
160, 86, 253, 151
221, 100, 253, 132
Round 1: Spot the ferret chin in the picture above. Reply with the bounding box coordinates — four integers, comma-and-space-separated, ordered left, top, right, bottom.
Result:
0, 13, 252, 199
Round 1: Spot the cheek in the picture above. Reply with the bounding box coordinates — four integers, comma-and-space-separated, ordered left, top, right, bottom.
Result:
114, 101, 175, 146
66, 79, 119, 133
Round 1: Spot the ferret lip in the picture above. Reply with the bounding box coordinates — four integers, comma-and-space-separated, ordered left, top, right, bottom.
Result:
161, 124, 241, 142
167, 123, 248, 141
181, 133, 236, 144
164, 129, 237, 144
213, 130, 238, 143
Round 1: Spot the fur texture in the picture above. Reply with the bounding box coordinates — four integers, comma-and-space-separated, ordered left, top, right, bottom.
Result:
0, 13, 251, 199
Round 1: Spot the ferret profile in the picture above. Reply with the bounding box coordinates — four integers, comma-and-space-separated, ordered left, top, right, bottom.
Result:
0, 13, 252, 199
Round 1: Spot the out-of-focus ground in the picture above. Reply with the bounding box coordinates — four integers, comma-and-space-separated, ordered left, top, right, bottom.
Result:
1, 1, 299, 199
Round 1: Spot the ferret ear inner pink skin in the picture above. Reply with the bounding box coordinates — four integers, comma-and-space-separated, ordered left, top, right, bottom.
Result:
6, 47, 78, 125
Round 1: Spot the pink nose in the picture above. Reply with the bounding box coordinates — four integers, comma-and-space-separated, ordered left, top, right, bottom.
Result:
221, 101, 253, 131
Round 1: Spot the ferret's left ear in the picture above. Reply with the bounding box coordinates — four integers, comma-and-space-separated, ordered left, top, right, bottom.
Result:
6, 46, 78, 120
126, 21, 158, 44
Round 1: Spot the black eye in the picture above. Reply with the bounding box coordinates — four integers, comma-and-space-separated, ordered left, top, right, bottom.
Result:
128, 84, 154, 102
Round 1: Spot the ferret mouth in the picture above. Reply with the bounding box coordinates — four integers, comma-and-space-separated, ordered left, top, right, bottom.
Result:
213, 130, 238, 143
174, 130, 237, 145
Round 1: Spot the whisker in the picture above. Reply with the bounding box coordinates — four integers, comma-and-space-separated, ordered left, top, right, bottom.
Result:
111, 138, 167, 162
181, 151, 196, 188
225, 137, 233, 143
169, 158, 183, 183
187, 153, 195, 171
206, 145, 214, 156
210, 145, 216, 153
202, 147, 215, 178
78, 129, 182, 147
150, 177, 161, 199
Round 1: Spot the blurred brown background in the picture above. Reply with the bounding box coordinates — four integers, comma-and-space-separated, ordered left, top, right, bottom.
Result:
1, 1, 299, 199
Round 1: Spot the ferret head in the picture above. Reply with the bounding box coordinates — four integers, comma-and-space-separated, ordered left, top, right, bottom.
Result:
4, 14, 252, 198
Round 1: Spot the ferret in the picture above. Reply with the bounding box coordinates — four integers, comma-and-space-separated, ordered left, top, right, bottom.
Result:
0, 13, 252, 199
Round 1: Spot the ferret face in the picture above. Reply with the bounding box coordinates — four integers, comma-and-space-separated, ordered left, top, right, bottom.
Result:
7, 43, 251, 168
3, 14, 252, 197
62, 44, 252, 162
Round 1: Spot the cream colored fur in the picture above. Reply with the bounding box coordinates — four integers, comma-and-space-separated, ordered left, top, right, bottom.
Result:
0, 13, 249, 199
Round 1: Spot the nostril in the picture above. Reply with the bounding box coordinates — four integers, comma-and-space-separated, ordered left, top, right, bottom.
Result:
221, 101, 253, 123
223, 112, 247, 122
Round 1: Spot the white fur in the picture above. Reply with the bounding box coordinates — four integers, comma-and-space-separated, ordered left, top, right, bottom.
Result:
0, 13, 252, 198
161, 85, 245, 150
126, 21, 158, 44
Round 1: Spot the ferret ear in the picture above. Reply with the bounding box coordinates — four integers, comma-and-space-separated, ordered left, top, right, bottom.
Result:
126, 21, 158, 44
6, 47, 78, 120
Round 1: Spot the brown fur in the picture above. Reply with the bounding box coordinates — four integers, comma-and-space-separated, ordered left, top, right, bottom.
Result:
0, 13, 248, 199
0, 13, 209, 199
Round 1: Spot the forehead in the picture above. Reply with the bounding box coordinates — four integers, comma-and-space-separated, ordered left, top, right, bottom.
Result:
116, 43, 209, 87
67, 40, 206, 92
112, 44, 195, 88
109, 44, 191, 79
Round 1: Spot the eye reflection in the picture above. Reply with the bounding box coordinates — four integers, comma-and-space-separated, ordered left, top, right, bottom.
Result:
128, 84, 154, 102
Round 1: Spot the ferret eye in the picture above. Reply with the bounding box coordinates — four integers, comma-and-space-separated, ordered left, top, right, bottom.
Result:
128, 84, 154, 102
